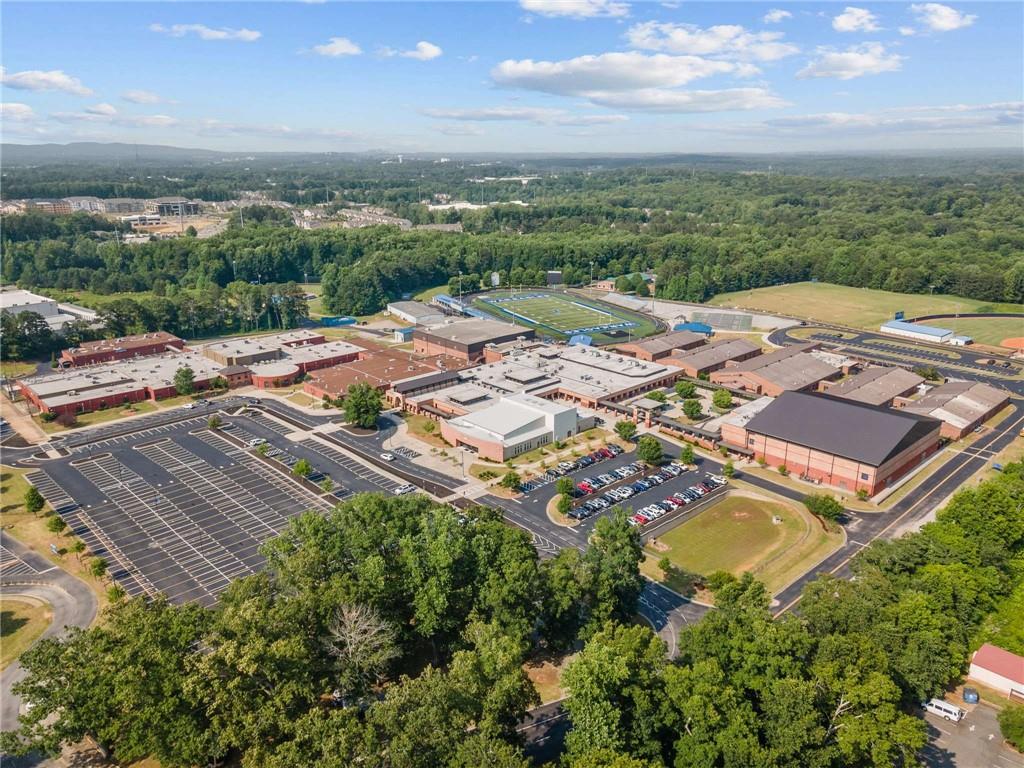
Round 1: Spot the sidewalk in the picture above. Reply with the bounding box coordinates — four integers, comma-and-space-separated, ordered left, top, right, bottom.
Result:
0, 390, 48, 446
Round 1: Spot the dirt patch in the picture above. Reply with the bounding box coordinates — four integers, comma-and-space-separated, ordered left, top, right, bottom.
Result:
341, 424, 378, 436
647, 538, 670, 553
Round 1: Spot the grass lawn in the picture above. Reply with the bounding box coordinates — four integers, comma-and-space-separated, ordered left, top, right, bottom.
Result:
37, 401, 158, 433
524, 654, 575, 704
0, 360, 39, 379
413, 284, 449, 302
300, 283, 325, 317
402, 413, 449, 448
0, 465, 110, 616
936, 316, 1024, 349
708, 282, 1023, 331
1, 596, 53, 669
287, 391, 315, 407
471, 290, 658, 344
645, 492, 842, 595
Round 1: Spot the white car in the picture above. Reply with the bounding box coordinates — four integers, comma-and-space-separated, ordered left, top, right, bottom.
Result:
246, 438, 267, 448
380, 452, 396, 461
393, 484, 416, 495
182, 403, 195, 410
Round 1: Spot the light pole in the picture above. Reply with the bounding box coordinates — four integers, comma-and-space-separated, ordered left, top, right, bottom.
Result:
458, 270, 463, 304
590, 261, 595, 291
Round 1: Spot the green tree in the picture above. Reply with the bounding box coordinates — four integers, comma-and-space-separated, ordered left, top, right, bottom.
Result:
614, 420, 637, 442
674, 380, 696, 398
999, 705, 1024, 752
320, 477, 334, 493
682, 399, 702, 420
556, 476, 575, 496
722, 460, 735, 479
292, 459, 313, 478
583, 511, 644, 634
106, 585, 126, 602
645, 390, 666, 403
500, 471, 521, 492
68, 539, 87, 561
45, 515, 66, 534
207, 414, 222, 429
636, 435, 663, 466
712, 389, 732, 409
173, 365, 195, 395
679, 444, 695, 465
803, 494, 843, 522
343, 382, 383, 429
24, 486, 45, 515
89, 558, 108, 580
557, 494, 573, 517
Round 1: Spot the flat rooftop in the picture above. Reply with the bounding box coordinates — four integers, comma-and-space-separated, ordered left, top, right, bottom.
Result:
901, 380, 1009, 429
620, 330, 705, 356
307, 351, 466, 393
417, 318, 533, 346
744, 391, 940, 466
827, 366, 924, 406
388, 300, 443, 319
670, 338, 761, 369
66, 331, 182, 357
882, 320, 952, 337
729, 343, 838, 391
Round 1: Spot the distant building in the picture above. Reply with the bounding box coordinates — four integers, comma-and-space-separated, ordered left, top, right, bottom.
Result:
303, 348, 466, 400
120, 214, 161, 227
616, 330, 706, 362
0, 287, 92, 332
63, 196, 104, 212
721, 391, 942, 496
895, 380, 1010, 439
28, 199, 72, 216
101, 198, 145, 214
880, 320, 953, 344
968, 644, 1024, 699
61, 331, 184, 367
413, 319, 536, 363
146, 197, 201, 217
440, 392, 580, 461
709, 343, 841, 396
386, 301, 446, 327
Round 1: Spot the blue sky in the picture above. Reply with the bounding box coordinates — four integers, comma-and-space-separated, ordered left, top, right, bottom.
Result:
2, 1, 1021, 152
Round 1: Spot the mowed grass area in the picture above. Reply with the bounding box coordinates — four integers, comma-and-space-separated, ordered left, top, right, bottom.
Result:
937, 316, 1024, 349
646, 493, 842, 595
709, 282, 1023, 331
473, 290, 659, 343
1, 596, 53, 669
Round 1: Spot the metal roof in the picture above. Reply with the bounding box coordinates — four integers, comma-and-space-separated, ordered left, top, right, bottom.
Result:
744, 391, 941, 466
882, 320, 952, 337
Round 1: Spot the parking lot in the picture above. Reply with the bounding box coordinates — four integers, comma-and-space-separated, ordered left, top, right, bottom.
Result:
25, 409, 418, 605
516, 437, 728, 536
921, 703, 1024, 768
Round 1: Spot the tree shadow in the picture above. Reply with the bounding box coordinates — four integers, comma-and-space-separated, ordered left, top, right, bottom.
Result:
1, 609, 29, 638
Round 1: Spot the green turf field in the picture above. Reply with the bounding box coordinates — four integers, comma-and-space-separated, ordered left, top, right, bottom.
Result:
472, 290, 659, 344
708, 282, 1023, 332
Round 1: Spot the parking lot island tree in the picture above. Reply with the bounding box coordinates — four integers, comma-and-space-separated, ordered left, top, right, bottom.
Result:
500, 471, 522, 492
343, 382, 383, 430
637, 436, 664, 467
24, 486, 45, 515
292, 459, 313, 478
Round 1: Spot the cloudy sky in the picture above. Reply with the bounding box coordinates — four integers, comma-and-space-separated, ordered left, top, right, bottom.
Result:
1, 1, 1021, 153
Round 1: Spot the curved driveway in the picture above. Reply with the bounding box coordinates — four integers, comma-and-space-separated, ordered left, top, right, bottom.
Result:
1, 532, 98, 732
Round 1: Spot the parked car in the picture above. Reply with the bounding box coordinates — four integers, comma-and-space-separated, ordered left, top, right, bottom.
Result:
246, 438, 267, 448
922, 699, 965, 722
393, 484, 416, 495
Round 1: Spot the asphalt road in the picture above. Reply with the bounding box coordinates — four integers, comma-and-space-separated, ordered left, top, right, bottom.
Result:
1, 531, 98, 734
921, 703, 1024, 768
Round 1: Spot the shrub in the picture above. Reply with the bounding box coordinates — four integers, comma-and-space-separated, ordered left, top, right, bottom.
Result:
777, 465, 789, 476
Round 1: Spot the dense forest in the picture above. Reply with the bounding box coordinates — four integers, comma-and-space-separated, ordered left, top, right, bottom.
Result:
3, 164, 1023, 316
4, 462, 1023, 767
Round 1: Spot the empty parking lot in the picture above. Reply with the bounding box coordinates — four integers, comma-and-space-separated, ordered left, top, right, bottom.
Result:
25, 408, 413, 605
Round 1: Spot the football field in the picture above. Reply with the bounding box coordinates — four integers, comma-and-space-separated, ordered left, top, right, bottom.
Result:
479, 293, 637, 335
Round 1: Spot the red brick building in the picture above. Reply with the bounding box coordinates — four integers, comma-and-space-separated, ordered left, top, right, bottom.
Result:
61, 331, 184, 367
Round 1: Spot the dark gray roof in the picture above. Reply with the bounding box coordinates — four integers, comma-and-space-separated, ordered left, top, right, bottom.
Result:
672, 338, 761, 369
218, 365, 252, 376
744, 391, 941, 466
391, 369, 461, 394
626, 330, 704, 356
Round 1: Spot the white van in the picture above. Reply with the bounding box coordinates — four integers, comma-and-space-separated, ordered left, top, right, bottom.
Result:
923, 698, 965, 722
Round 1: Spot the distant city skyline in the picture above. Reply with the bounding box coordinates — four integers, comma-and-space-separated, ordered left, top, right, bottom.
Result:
1, 1, 1021, 153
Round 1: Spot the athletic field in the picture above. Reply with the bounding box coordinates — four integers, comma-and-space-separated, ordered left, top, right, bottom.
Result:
472, 291, 659, 343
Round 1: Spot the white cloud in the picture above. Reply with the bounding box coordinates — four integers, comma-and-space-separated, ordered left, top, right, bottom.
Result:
380, 41, 443, 60
798, 43, 905, 80
492, 52, 736, 96
762, 104, 1022, 134
898, 26, 916, 36
197, 119, 356, 140
910, 3, 977, 32
50, 107, 179, 128
0, 102, 36, 122
435, 124, 485, 136
121, 89, 163, 104
85, 103, 118, 116
149, 23, 261, 42
421, 105, 628, 126
312, 36, 362, 57
625, 21, 798, 61
582, 87, 788, 113
763, 9, 792, 24
0, 67, 93, 95
519, 0, 629, 19
832, 7, 880, 33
